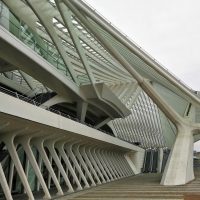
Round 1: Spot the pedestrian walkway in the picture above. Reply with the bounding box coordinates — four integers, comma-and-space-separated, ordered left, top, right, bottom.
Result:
57, 169, 200, 200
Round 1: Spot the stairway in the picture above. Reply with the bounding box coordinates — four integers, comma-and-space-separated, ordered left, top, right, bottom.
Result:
60, 169, 200, 200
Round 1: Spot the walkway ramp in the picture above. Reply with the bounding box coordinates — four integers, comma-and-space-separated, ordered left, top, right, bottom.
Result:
61, 169, 200, 200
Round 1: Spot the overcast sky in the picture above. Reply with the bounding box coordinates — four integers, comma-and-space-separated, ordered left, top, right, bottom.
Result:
85, 0, 200, 150
86, 0, 200, 91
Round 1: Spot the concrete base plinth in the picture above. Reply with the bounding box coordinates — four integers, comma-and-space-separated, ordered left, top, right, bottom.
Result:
161, 124, 194, 185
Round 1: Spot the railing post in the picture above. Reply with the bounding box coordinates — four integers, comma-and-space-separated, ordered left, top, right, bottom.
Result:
15, 92, 19, 99
47, 43, 49, 60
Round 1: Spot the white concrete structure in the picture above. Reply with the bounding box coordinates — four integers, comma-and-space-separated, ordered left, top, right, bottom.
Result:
0, 0, 200, 199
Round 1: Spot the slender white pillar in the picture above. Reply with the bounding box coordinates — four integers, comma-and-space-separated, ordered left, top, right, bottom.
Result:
45, 140, 74, 193
109, 151, 124, 177
24, 156, 29, 193
8, 161, 14, 190
80, 146, 101, 184
99, 149, 116, 179
47, 155, 52, 189
105, 151, 121, 178
92, 148, 110, 182
73, 144, 96, 186
56, 142, 82, 191
86, 147, 106, 183
0, 163, 13, 200
36, 155, 43, 191
2, 135, 34, 200
33, 139, 64, 196
111, 152, 126, 177
57, 154, 62, 184
158, 148, 164, 173
65, 144, 90, 188
115, 153, 130, 176
19, 137, 51, 199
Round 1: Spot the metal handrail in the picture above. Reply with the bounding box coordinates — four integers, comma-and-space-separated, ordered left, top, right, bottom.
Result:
0, 85, 114, 136
0, 14, 76, 83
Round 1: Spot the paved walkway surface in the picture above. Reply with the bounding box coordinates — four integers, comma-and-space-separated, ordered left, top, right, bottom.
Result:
56, 169, 200, 200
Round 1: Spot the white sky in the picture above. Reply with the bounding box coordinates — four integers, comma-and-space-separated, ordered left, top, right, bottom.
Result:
85, 0, 200, 150
85, 0, 200, 91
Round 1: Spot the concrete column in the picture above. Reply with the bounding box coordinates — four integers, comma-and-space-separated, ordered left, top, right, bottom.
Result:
158, 148, 164, 173
80, 146, 101, 184
108, 151, 124, 177
0, 163, 13, 200
77, 101, 88, 123
57, 154, 61, 184
8, 161, 14, 190
73, 144, 96, 186
115, 153, 130, 176
2, 135, 35, 200
33, 139, 64, 196
47, 155, 52, 189
65, 144, 90, 188
125, 150, 145, 175
55, 142, 82, 191
122, 153, 134, 175
125, 154, 139, 175
161, 124, 194, 185
86, 147, 106, 183
111, 152, 126, 177
24, 155, 29, 193
103, 150, 120, 178
19, 137, 51, 199
100, 149, 118, 179
21, 138, 51, 199
36, 155, 43, 191
94, 148, 113, 181
115, 152, 129, 177
45, 140, 74, 193
92, 148, 110, 181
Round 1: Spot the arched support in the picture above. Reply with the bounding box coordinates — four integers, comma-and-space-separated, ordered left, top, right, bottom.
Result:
17, 136, 51, 199
73, 144, 96, 186
55, 142, 83, 191
1, 133, 35, 200
80, 146, 101, 185
40, 95, 73, 109
65, 143, 90, 188
108, 151, 124, 177
86, 147, 106, 183
103, 150, 120, 179
44, 140, 74, 193
98, 149, 117, 180
32, 138, 64, 196
92, 148, 110, 182
94, 117, 111, 129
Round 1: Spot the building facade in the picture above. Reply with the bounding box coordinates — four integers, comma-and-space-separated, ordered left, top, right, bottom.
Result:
0, 0, 200, 199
